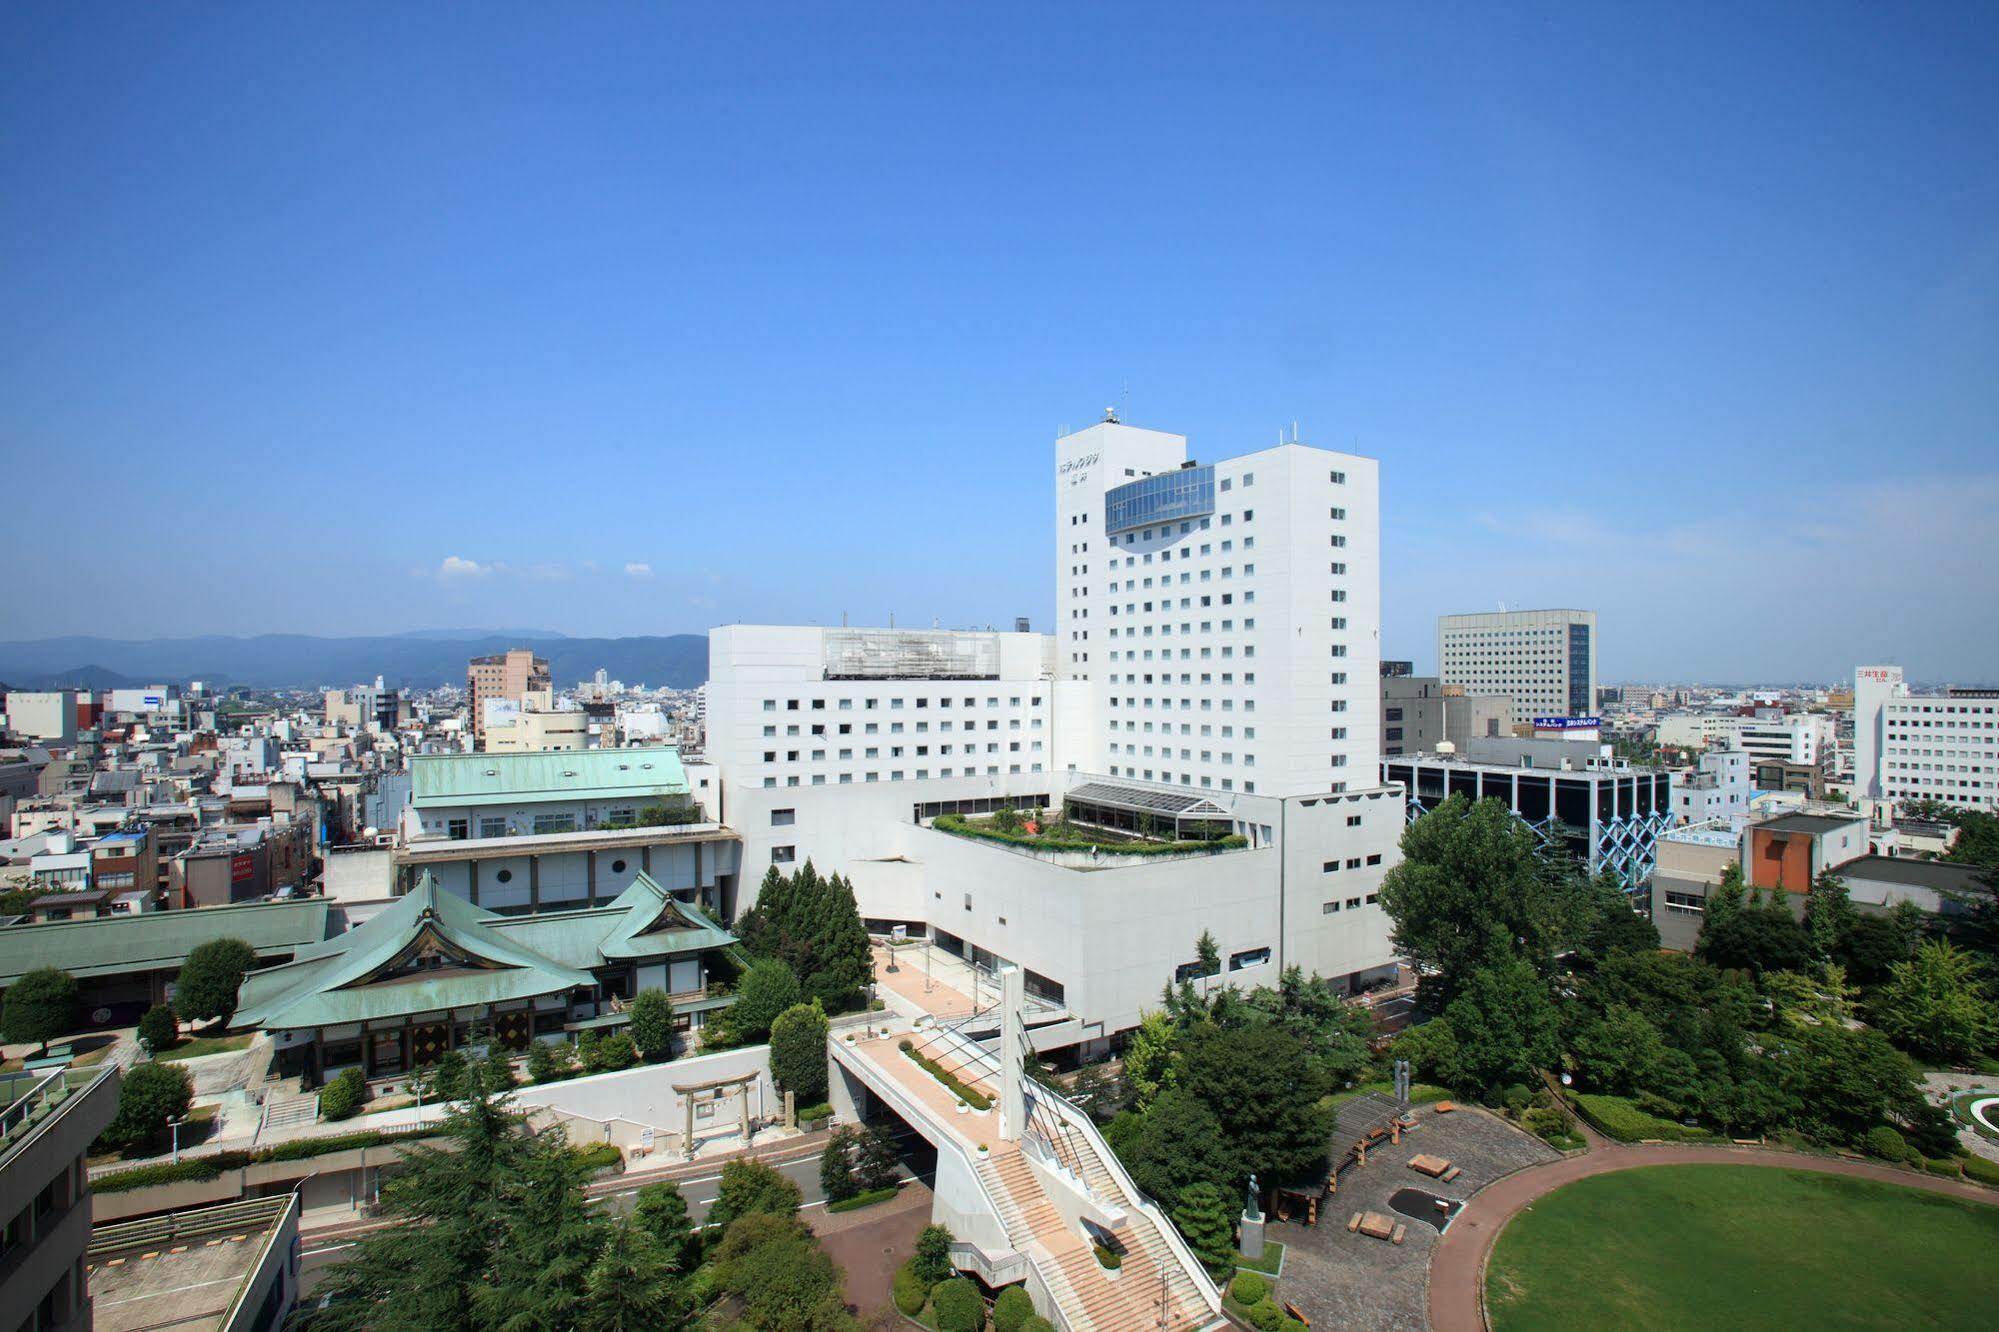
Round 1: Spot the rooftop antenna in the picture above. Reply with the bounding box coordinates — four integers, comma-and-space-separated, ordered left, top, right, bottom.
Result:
1292, 420, 1300, 442
1103, 404, 1119, 424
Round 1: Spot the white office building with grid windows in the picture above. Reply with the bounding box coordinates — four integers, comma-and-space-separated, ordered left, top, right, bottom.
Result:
702, 416, 1401, 1050
1854, 664, 1999, 820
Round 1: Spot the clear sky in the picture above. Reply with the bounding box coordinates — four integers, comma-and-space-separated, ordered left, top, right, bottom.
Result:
3, 2, 1995, 683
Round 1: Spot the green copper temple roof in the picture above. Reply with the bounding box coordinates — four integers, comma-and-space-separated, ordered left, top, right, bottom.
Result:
410, 748, 688, 808
0, 899, 329, 987
232, 871, 733, 1031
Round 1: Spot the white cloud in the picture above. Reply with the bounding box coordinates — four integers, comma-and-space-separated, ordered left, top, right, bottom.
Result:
436, 556, 489, 579
625, 562, 653, 578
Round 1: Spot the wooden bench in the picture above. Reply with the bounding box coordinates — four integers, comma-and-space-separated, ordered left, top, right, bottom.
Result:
1440, 1165, 1462, 1183
1433, 1100, 1456, 1114
1408, 1154, 1451, 1177
1285, 1303, 1310, 1327
1346, 1212, 1362, 1233
1391, 1223, 1408, 1245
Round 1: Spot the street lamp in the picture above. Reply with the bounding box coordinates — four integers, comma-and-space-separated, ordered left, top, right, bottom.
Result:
168, 1113, 189, 1164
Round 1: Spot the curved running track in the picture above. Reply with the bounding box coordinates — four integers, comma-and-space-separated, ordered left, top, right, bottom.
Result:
1426, 1126, 1999, 1332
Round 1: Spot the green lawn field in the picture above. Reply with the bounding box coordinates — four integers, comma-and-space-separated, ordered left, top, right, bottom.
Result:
1486, 1165, 1999, 1330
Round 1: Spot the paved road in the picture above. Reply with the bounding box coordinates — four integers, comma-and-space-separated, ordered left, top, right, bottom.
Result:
298, 1129, 932, 1296
1427, 1127, 1999, 1332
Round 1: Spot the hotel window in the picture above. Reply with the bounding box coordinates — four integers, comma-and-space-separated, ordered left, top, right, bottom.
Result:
446, 818, 469, 840
1229, 946, 1271, 971
771, 845, 797, 864
771, 809, 796, 826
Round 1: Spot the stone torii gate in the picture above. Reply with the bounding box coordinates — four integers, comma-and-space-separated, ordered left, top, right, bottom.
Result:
674, 1070, 759, 1154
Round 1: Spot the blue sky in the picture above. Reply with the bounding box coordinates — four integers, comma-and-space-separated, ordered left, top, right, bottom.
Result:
3, 2, 1995, 682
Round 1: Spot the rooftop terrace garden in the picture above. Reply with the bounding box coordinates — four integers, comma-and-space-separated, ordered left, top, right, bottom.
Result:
933, 805, 1246, 857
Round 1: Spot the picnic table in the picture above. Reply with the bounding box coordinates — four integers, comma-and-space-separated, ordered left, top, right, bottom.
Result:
1356, 1211, 1396, 1240
1408, 1153, 1452, 1177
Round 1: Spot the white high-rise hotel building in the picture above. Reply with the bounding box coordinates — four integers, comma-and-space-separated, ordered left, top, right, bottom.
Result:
706, 417, 1399, 1048
1054, 419, 1381, 797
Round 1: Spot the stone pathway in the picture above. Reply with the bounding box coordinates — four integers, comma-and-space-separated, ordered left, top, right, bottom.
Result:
1426, 1127, 1999, 1332
1922, 1071, 1999, 1164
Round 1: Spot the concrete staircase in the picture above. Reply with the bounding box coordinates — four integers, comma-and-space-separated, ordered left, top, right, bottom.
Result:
838, 1024, 1220, 1332
259, 1090, 320, 1137
975, 1120, 1213, 1330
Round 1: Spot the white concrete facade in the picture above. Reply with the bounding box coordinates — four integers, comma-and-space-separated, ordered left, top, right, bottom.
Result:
1658, 711, 1834, 771
1055, 422, 1382, 798
1438, 608, 1596, 722
1854, 663, 1999, 819
702, 416, 1401, 1045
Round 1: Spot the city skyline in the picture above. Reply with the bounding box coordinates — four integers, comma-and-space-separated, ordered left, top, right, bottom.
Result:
4, 4, 1996, 680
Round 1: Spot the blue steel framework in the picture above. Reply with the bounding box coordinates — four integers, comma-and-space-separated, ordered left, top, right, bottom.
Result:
1385, 759, 1674, 894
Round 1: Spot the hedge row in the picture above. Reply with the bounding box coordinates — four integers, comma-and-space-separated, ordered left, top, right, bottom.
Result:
573, 1142, 623, 1172
826, 1185, 898, 1213
899, 1040, 993, 1111
797, 1102, 834, 1124
932, 814, 1247, 857
1568, 1092, 1715, 1144
96, 1128, 437, 1192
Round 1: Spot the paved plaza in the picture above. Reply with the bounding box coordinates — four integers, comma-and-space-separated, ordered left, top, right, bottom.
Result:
1262, 1104, 1558, 1332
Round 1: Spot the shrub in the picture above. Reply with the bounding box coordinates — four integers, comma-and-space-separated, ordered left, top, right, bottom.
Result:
911, 1223, 955, 1285
730, 957, 802, 1041
1864, 1125, 1909, 1162
1569, 1092, 1711, 1143
1021, 1319, 1055, 1332
827, 1185, 897, 1212
136, 1004, 180, 1055
628, 989, 675, 1062
94, 1158, 225, 1192
579, 1031, 638, 1074
993, 1284, 1036, 1332
797, 1101, 834, 1124
769, 1000, 831, 1104
1, 967, 77, 1052
933, 812, 1248, 856
525, 1038, 578, 1084
902, 1042, 993, 1110
101, 1061, 194, 1151
1093, 1243, 1122, 1270
1249, 1298, 1289, 1332
1233, 1271, 1268, 1305
1962, 1155, 1999, 1186
173, 938, 257, 1026
1922, 1157, 1963, 1178
893, 1263, 928, 1316
573, 1141, 623, 1172
1500, 1084, 1533, 1112
708, 1157, 803, 1229
931, 1276, 983, 1332
318, 1067, 367, 1121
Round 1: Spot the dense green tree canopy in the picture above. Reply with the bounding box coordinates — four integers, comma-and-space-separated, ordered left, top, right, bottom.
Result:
736, 861, 873, 1013
174, 937, 258, 1026
295, 1057, 686, 1332
768, 1000, 831, 1104
729, 958, 802, 1043
1, 967, 76, 1053
1870, 941, 1999, 1064
1377, 794, 1595, 997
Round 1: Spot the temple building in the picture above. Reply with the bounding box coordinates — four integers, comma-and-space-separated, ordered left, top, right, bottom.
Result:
234, 870, 738, 1082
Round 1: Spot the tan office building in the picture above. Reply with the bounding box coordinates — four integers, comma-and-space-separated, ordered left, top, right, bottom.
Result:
467, 650, 551, 746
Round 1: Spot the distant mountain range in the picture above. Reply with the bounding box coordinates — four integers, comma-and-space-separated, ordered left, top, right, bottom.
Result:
0, 632, 708, 692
